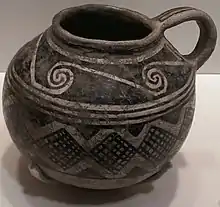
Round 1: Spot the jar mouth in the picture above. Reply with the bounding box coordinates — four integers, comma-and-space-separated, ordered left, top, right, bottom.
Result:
52, 4, 160, 51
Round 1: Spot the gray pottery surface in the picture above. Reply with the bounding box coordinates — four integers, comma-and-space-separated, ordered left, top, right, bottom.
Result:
2, 4, 217, 189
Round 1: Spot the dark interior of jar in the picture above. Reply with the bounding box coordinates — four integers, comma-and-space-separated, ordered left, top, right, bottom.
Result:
60, 9, 152, 41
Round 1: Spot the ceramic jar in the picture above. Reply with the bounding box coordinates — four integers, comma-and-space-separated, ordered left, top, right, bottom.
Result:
2, 5, 217, 189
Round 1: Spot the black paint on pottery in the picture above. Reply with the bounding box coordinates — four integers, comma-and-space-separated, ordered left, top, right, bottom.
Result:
2, 4, 217, 189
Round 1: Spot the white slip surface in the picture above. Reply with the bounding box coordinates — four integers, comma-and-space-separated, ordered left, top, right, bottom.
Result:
0, 73, 219, 207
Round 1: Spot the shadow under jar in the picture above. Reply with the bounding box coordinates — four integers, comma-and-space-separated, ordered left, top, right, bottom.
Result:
2, 4, 217, 189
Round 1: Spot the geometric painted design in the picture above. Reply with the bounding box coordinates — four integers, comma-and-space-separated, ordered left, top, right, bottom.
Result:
28, 110, 53, 127
91, 132, 136, 174
161, 106, 183, 124
34, 128, 86, 170
138, 126, 177, 164
128, 123, 145, 137
179, 107, 194, 137
2, 23, 199, 189
4, 71, 195, 185
75, 125, 100, 140
164, 107, 194, 158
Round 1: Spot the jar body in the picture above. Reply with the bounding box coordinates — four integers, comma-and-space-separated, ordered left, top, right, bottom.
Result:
2, 28, 196, 189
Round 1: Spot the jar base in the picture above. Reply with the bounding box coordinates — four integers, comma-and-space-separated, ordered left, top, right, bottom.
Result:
28, 162, 56, 184
28, 162, 171, 189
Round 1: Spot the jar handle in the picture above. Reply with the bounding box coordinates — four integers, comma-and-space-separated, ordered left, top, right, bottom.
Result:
154, 7, 217, 70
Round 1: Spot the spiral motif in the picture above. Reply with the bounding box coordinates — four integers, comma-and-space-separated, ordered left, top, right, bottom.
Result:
142, 67, 168, 96
48, 66, 74, 87
45, 64, 74, 94
30, 34, 75, 95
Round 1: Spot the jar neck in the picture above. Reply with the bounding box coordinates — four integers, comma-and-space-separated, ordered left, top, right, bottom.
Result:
50, 4, 160, 53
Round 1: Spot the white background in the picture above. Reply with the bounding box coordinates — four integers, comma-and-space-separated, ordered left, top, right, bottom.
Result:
0, 0, 219, 73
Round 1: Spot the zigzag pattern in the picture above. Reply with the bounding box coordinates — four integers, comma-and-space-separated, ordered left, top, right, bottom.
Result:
24, 95, 194, 179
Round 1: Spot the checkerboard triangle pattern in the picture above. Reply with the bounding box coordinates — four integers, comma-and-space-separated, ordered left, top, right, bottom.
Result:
138, 126, 176, 164
91, 132, 137, 173
34, 128, 86, 170
33, 124, 178, 174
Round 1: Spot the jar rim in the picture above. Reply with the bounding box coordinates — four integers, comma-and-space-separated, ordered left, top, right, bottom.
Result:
51, 4, 161, 51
